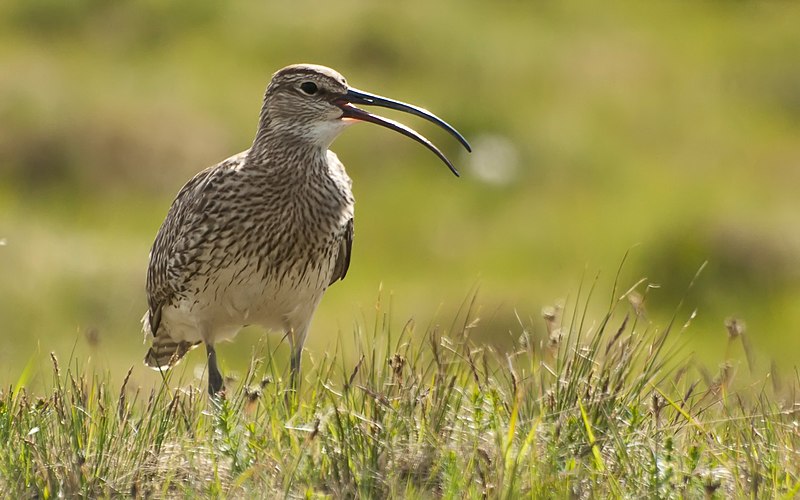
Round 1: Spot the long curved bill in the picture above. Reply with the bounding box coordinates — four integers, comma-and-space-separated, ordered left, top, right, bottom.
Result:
335, 87, 471, 177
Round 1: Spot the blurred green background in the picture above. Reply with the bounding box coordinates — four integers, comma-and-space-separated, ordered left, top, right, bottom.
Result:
2, 0, 799, 389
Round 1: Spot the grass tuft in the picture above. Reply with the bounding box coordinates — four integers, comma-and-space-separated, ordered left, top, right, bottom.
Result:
1, 282, 799, 497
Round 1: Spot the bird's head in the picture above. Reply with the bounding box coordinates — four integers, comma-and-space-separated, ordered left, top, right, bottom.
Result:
260, 64, 471, 176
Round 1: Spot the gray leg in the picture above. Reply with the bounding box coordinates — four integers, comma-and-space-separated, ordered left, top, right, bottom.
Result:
206, 342, 224, 395
284, 347, 301, 411
290, 345, 302, 393
284, 325, 308, 409
288, 324, 309, 393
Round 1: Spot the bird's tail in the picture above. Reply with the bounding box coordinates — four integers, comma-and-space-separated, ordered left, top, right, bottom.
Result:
144, 335, 201, 370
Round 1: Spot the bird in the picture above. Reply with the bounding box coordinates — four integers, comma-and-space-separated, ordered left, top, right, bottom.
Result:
142, 63, 471, 396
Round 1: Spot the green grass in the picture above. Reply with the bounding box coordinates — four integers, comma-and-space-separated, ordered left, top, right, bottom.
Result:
2, 279, 798, 498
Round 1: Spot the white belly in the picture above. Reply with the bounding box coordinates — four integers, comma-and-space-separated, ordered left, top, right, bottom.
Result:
160, 257, 331, 344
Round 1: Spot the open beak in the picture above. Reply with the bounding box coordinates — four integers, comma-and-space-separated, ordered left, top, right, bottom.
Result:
334, 88, 471, 177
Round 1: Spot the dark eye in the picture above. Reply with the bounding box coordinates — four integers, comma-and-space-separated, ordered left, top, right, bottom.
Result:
300, 81, 318, 95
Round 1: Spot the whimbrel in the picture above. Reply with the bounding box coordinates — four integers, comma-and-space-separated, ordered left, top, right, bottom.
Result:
143, 64, 470, 395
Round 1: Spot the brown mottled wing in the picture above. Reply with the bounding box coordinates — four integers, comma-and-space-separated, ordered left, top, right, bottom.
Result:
145, 168, 213, 336
145, 152, 245, 337
329, 217, 353, 286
